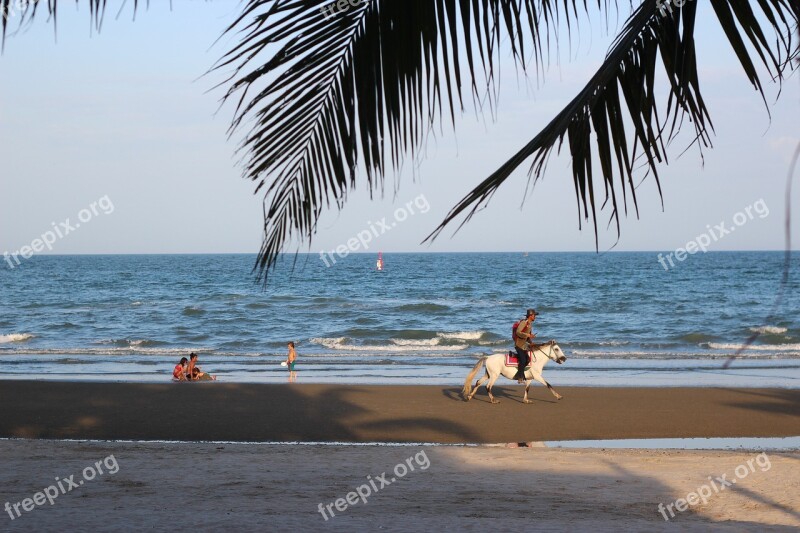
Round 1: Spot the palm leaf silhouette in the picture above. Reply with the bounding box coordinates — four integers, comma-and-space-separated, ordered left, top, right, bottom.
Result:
3, 0, 799, 281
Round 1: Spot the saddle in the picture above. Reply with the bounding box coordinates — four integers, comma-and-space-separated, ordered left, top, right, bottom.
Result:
505, 351, 532, 369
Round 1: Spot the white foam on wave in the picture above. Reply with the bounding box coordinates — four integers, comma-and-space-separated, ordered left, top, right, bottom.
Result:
1, 346, 215, 356
437, 331, 484, 341
310, 337, 347, 348
0, 333, 34, 344
478, 339, 508, 346
310, 337, 467, 352
708, 342, 800, 352
749, 326, 788, 335
598, 340, 631, 346
331, 344, 468, 352
568, 349, 800, 359
96, 339, 155, 347
570, 350, 674, 357
391, 338, 441, 347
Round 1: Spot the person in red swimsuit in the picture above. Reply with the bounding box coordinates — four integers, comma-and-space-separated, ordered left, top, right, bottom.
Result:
173, 357, 189, 381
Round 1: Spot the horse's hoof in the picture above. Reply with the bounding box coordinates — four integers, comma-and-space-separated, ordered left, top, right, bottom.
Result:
556, 396, 563, 401
524, 399, 532, 404
490, 400, 500, 404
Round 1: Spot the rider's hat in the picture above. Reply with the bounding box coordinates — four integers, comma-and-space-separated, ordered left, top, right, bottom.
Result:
526, 308, 539, 317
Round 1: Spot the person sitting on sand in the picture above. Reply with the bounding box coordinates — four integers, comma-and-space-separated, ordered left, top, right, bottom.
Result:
513, 309, 538, 382
191, 367, 216, 381
172, 357, 189, 381
186, 352, 216, 381
186, 352, 199, 380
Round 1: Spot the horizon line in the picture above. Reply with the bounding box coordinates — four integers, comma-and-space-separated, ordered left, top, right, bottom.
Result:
3, 250, 795, 256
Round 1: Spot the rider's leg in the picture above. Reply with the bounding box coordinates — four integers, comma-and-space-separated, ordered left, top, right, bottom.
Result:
514, 347, 528, 381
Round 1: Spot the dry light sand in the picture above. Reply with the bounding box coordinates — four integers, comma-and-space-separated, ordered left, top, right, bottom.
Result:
0, 440, 798, 531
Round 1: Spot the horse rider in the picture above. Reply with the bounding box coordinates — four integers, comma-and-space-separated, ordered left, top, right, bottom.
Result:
514, 309, 538, 382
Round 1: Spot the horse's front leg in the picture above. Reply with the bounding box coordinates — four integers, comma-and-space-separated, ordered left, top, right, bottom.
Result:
532, 374, 562, 400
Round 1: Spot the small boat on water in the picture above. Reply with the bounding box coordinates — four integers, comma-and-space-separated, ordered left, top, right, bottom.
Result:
376, 252, 384, 271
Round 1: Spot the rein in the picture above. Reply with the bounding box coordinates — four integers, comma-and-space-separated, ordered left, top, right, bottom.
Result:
530, 341, 557, 363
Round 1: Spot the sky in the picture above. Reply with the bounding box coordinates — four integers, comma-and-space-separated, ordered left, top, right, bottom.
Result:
0, 1, 797, 257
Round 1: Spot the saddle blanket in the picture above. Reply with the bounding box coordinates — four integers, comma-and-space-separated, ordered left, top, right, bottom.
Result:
505, 351, 532, 368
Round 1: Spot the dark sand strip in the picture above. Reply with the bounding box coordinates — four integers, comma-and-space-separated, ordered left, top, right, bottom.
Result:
1, 382, 798, 443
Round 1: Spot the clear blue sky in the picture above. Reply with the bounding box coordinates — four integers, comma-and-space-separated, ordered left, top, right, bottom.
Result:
0, 1, 797, 256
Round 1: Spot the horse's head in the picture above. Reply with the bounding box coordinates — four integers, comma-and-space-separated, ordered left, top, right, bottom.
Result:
545, 340, 567, 364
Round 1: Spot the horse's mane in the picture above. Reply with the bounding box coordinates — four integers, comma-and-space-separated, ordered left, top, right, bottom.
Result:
531, 340, 555, 350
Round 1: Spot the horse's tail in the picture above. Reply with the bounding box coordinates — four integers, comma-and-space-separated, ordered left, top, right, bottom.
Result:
462, 357, 486, 398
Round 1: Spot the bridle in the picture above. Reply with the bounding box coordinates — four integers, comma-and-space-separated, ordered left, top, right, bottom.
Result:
531, 341, 558, 363
544, 341, 558, 362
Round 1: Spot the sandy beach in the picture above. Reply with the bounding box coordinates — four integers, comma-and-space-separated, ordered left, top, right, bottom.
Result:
1, 382, 798, 530
0, 440, 797, 530
1, 382, 798, 443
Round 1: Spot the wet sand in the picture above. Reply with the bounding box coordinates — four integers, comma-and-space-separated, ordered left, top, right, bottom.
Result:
0, 440, 798, 530
0, 382, 798, 443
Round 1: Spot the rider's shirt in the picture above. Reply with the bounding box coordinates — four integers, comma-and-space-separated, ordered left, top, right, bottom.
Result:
515, 320, 534, 351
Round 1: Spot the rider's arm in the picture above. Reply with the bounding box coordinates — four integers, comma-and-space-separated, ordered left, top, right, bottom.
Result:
516, 322, 533, 341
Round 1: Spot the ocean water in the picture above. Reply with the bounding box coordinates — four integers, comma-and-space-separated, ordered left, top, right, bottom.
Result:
0, 252, 798, 386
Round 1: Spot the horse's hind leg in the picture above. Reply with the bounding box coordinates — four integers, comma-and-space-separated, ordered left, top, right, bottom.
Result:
523, 381, 533, 404
486, 373, 501, 404
468, 373, 489, 401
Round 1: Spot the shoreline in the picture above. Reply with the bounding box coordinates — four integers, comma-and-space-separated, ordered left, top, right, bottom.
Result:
1, 381, 798, 443
2, 436, 799, 451
2, 356, 799, 388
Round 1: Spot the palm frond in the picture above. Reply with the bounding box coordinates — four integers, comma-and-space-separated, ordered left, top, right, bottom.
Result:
0, 0, 141, 49
427, 0, 800, 245
214, 0, 605, 281
4, 1, 798, 281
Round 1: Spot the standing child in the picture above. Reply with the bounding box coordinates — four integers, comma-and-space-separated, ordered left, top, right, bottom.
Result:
286, 341, 297, 381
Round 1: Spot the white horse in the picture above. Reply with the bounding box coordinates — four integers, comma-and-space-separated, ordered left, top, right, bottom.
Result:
462, 340, 567, 404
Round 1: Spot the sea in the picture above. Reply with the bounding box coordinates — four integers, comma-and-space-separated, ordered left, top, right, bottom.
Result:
0, 252, 798, 387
